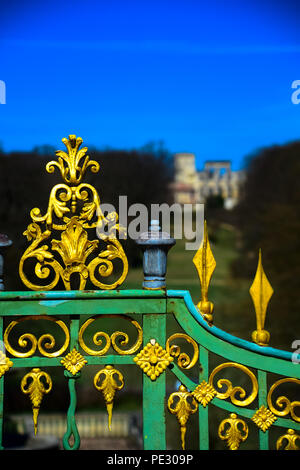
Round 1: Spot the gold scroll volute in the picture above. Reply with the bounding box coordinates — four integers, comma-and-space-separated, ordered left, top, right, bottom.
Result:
209, 362, 258, 407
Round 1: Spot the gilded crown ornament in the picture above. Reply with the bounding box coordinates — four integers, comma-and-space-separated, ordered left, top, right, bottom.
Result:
19, 135, 128, 291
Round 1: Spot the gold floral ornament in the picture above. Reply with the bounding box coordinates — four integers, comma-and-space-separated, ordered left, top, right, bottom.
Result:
134, 339, 173, 381
21, 368, 52, 435
192, 380, 216, 407
19, 135, 128, 291
0, 350, 13, 378
276, 429, 300, 450
61, 347, 87, 375
218, 413, 248, 450
193, 220, 216, 324
251, 405, 277, 431
167, 384, 198, 450
249, 249, 273, 346
94, 365, 124, 430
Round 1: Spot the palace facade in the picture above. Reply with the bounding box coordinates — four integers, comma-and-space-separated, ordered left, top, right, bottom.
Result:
172, 153, 244, 209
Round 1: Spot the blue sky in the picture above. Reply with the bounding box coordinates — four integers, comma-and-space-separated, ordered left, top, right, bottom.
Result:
1, 0, 300, 169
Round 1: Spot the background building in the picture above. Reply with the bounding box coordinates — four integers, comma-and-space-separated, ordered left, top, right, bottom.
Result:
172, 153, 244, 209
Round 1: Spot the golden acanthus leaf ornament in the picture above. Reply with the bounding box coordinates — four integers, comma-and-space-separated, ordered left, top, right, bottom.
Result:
19, 135, 128, 291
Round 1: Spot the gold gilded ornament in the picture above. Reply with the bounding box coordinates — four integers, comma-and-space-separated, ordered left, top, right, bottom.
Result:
19, 135, 128, 291
251, 405, 277, 431
167, 384, 198, 450
193, 220, 216, 324
267, 377, 300, 422
276, 429, 300, 450
79, 314, 143, 356
46, 134, 99, 185
94, 365, 124, 430
218, 413, 248, 450
249, 249, 273, 346
192, 380, 216, 407
134, 339, 173, 380
61, 347, 87, 375
209, 362, 258, 407
0, 350, 13, 377
21, 368, 52, 435
4, 315, 70, 358
165, 333, 199, 370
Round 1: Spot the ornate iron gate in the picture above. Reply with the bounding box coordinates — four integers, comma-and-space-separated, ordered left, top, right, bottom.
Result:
0, 135, 299, 450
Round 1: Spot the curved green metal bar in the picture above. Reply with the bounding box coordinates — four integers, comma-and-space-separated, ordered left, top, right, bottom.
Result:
62, 370, 81, 450
167, 290, 300, 375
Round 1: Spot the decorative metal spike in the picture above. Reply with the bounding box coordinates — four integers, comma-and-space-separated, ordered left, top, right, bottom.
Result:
167, 384, 198, 450
249, 249, 273, 346
192, 220, 216, 324
94, 365, 124, 430
20, 368, 52, 435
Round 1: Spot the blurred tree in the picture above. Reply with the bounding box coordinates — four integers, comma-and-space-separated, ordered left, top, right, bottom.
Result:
232, 141, 300, 348
0, 145, 173, 290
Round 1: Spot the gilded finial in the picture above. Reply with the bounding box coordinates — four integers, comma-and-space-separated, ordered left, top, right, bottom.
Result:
192, 220, 216, 324
94, 365, 124, 430
46, 135, 100, 185
249, 249, 273, 347
218, 413, 248, 450
20, 368, 52, 435
167, 384, 198, 450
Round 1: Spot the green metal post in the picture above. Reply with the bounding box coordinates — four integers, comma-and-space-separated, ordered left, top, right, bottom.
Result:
142, 313, 167, 450
198, 346, 209, 450
257, 369, 269, 450
63, 316, 81, 450
0, 317, 3, 450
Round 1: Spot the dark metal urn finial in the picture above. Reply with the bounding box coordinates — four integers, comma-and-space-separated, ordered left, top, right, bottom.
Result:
136, 219, 176, 290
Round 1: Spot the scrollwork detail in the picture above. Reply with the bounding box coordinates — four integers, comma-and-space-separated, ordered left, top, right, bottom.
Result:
78, 315, 143, 356
165, 333, 199, 370
209, 362, 258, 407
19, 135, 128, 291
267, 378, 300, 422
4, 315, 70, 358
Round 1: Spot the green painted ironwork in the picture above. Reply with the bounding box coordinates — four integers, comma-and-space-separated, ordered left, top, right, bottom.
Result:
0, 288, 299, 450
